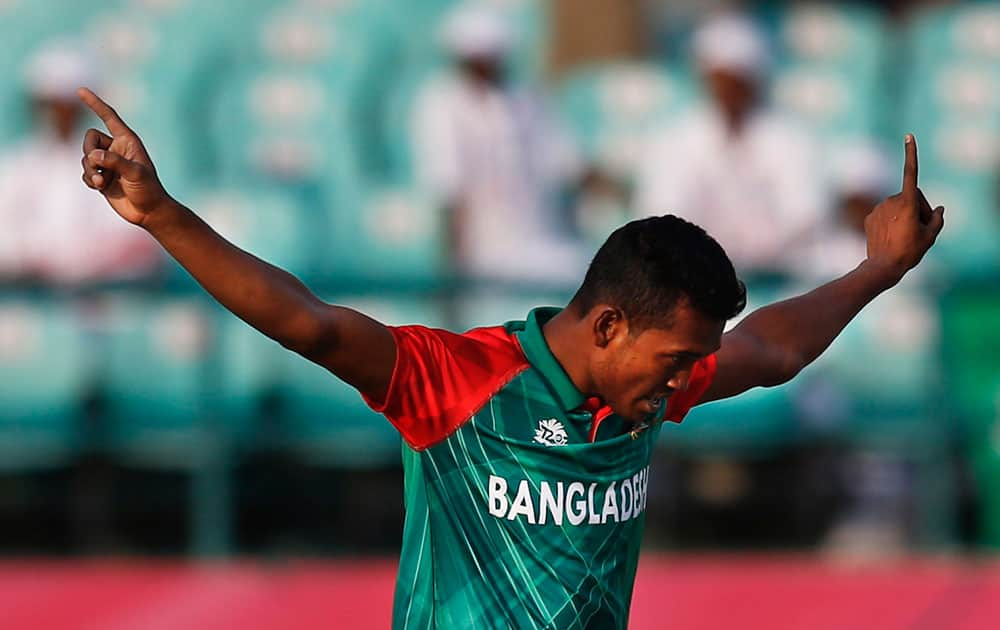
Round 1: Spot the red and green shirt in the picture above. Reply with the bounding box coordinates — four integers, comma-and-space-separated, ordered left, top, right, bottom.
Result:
364, 307, 715, 629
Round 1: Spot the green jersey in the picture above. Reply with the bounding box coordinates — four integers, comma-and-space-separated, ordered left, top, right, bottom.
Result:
364, 308, 715, 629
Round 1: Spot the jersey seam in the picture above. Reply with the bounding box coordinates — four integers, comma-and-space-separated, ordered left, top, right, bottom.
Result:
408, 363, 530, 451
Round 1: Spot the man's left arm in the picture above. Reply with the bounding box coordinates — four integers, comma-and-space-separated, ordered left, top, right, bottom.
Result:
700, 134, 945, 404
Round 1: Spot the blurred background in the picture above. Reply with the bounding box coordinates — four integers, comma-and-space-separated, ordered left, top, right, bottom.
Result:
1, 0, 1000, 627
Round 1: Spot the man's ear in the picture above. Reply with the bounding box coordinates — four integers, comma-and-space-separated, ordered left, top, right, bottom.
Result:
592, 306, 628, 348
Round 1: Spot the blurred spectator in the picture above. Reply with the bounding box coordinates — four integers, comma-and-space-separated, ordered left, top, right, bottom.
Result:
803, 141, 896, 281
0, 40, 161, 287
634, 13, 826, 276
409, 2, 586, 283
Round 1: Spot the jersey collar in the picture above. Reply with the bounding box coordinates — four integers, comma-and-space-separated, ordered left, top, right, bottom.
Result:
515, 307, 587, 413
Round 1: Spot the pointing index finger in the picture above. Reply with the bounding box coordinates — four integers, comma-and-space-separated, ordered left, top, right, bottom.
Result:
902, 133, 918, 200
77, 87, 133, 136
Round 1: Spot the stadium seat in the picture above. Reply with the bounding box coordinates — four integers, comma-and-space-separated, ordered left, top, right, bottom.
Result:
78, 3, 233, 191
906, 3, 1000, 65
211, 310, 290, 449
776, 3, 888, 69
0, 297, 86, 470
916, 176, 1000, 281
101, 296, 216, 469
798, 284, 943, 449
940, 288, 1000, 435
213, 0, 404, 184
274, 296, 446, 467
321, 186, 447, 288
770, 4, 889, 140
557, 63, 696, 180
771, 66, 881, 139
897, 7, 1000, 282
940, 285, 1000, 547
210, 66, 362, 205
192, 186, 319, 280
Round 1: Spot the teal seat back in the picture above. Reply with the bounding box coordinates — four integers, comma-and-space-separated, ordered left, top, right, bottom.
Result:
0, 298, 85, 468
558, 63, 696, 180
103, 297, 212, 466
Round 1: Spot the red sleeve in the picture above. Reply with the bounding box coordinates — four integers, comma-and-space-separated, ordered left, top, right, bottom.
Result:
664, 353, 717, 423
362, 325, 529, 450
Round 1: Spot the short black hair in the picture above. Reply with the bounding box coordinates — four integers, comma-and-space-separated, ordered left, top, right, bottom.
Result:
571, 215, 746, 328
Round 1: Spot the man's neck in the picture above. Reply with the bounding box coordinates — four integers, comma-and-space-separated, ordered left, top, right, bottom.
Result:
541, 308, 595, 396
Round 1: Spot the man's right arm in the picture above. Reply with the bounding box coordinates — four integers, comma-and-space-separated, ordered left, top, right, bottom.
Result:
144, 201, 396, 401
76, 88, 396, 403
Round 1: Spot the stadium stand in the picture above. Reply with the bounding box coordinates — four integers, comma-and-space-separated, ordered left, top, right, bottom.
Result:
0, 296, 88, 469
0, 0, 998, 553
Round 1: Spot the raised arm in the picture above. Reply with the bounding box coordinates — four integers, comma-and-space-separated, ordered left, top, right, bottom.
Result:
77, 88, 396, 402
700, 134, 945, 404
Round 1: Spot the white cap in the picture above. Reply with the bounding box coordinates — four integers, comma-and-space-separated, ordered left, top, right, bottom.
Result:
693, 13, 771, 80
832, 141, 896, 199
441, 2, 513, 59
24, 40, 98, 101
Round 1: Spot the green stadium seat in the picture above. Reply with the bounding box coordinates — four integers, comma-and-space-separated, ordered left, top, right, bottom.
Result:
77, 4, 233, 190
663, 384, 797, 455
771, 66, 880, 139
210, 67, 362, 203
798, 284, 942, 449
0, 297, 86, 470
322, 186, 447, 287
275, 297, 445, 467
917, 177, 1000, 280
192, 186, 319, 280
212, 310, 290, 448
102, 296, 215, 469
557, 63, 696, 180
940, 285, 1000, 547
896, 16, 1000, 282
776, 4, 887, 69
219, 0, 404, 183
770, 4, 889, 140
907, 4, 1000, 65
941, 288, 1000, 434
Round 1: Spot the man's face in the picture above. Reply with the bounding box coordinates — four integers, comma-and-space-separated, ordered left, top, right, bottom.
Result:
458, 54, 506, 85
590, 302, 724, 423
703, 68, 758, 123
35, 97, 82, 141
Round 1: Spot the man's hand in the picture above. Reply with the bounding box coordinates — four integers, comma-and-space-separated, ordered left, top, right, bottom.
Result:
701, 134, 946, 405
862, 134, 945, 287
78, 87, 171, 227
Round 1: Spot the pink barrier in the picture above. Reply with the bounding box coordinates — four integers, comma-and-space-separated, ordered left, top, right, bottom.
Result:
1, 555, 998, 629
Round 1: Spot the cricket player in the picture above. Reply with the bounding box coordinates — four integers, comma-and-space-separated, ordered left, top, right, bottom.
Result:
77, 88, 944, 629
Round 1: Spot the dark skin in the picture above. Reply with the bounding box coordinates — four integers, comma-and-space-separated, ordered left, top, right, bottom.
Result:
37, 97, 83, 143
457, 54, 506, 87
77, 88, 944, 423
840, 192, 881, 234
703, 68, 759, 135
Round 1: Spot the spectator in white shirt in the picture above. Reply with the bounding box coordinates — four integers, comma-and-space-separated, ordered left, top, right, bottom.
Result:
0, 40, 161, 286
410, 2, 586, 284
634, 13, 826, 276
